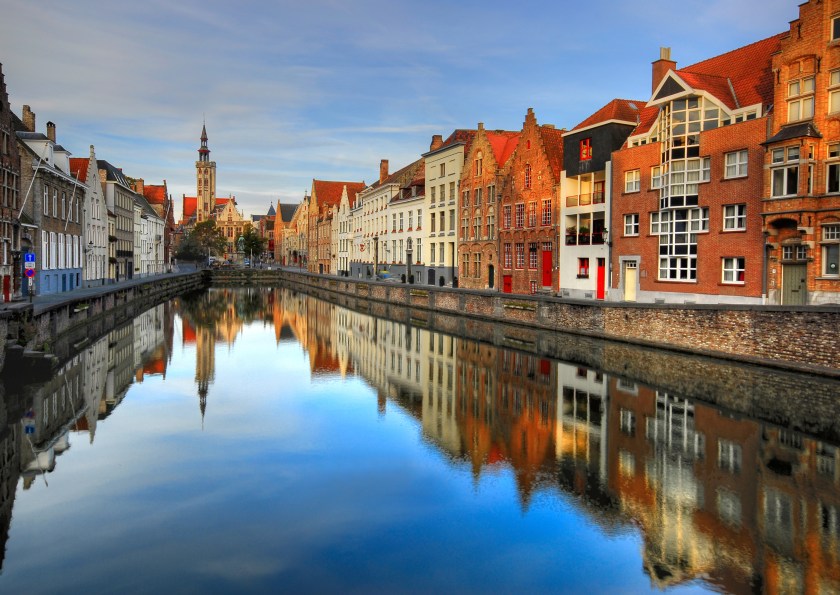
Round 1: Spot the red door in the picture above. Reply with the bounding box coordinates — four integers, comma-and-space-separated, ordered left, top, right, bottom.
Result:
2, 275, 8, 302
596, 258, 606, 300
541, 250, 552, 287
502, 275, 512, 293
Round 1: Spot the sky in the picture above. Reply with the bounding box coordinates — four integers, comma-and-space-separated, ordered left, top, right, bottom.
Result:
0, 0, 799, 222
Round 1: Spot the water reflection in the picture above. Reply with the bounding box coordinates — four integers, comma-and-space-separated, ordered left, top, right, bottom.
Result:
0, 287, 837, 593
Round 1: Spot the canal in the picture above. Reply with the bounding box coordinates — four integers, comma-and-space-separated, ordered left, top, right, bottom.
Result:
0, 286, 838, 593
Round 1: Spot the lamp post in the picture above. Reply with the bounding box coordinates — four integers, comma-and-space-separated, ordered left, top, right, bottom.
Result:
373, 235, 379, 279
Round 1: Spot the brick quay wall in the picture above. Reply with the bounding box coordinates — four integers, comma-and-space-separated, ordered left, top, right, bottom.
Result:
245, 269, 840, 377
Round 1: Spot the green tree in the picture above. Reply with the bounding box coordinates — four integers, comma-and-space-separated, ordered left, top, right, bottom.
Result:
176, 220, 227, 261
240, 224, 266, 260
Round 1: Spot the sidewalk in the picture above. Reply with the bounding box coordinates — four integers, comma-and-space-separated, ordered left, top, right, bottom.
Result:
0, 267, 202, 315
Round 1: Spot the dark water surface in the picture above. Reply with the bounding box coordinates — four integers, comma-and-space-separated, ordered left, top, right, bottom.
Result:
0, 287, 838, 594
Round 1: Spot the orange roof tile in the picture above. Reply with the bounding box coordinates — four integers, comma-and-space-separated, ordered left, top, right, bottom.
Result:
312, 180, 366, 208
69, 158, 89, 182
539, 125, 566, 180
631, 105, 661, 136
571, 99, 645, 132
678, 33, 784, 108
183, 196, 197, 219
485, 131, 520, 167
143, 184, 166, 205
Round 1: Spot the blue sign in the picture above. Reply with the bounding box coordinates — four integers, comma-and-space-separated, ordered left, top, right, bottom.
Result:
24, 252, 35, 263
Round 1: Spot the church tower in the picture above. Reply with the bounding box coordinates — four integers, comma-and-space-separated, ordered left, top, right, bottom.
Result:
196, 124, 216, 222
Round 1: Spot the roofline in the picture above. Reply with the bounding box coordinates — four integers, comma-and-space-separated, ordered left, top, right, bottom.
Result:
422, 140, 465, 158
563, 119, 639, 137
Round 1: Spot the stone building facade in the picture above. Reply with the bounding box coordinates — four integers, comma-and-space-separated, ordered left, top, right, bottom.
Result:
0, 63, 21, 301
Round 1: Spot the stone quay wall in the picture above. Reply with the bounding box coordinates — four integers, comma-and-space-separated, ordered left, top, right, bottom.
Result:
258, 269, 840, 376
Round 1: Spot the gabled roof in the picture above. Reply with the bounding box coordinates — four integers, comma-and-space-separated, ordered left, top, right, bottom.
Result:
425, 129, 477, 158
267, 204, 276, 216
661, 33, 784, 109
69, 157, 89, 182
278, 203, 297, 222
539, 126, 566, 180
312, 180, 366, 208
570, 99, 644, 132
485, 131, 519, 167
143, 184, 166, 206
183, 196, 197, 220
97, 160, 131, 188
631, 105, 661, 136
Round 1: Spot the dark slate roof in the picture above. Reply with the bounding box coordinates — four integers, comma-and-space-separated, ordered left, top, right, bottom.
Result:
763, 121, 822, 145
97, 160, 131, 188
16, 131, 48, 141
278, 203, 297, 222
267, 204, 276, 216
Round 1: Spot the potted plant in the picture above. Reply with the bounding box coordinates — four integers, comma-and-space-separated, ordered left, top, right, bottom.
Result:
565, 225, 577, 245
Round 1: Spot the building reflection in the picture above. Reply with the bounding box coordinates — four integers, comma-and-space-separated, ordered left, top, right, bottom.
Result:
1, 287, 838, 592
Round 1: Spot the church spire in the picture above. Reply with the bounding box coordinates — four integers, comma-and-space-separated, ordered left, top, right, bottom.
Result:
198, 123, 210, 162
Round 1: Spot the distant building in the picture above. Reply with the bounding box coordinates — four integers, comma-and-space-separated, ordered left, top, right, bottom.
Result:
0, 63, 21, 301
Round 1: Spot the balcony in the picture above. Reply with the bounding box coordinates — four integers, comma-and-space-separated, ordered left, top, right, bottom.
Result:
566, 192, 605, 208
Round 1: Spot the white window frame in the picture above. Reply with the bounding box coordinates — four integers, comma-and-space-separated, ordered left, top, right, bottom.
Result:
624, 213, 639, 236
771, 146, 800, 197
651, 166, 662, 190
625, 170, 640, 193
722, 257, 745, 284
828, 143, 840, 194
723, 204, 747, 231
830, 70, 840, 114
787, 76, 815, 122
823, 224, 840, 277
724, 150, 748, 179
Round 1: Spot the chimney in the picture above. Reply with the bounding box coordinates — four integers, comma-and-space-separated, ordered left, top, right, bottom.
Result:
477, 122, 484, 132
379, 159, 389, 184
22, 105, 35, 132
134, 178, 144, 195
429, 134, 443, 152
46, 121, 56, 143
652, 47, 676, 94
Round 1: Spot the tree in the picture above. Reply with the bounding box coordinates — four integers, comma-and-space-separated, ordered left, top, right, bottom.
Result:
175, 220, 227, 261
240, 224, 266, 260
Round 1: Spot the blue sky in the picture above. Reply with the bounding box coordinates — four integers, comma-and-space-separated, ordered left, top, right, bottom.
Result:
0, 0, 798, 220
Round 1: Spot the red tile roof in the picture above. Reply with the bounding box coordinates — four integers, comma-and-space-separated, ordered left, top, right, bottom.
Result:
312, 180, 366, 208
439, 129, 477, 157
69, 158, 89, 182
571, 99, 645, 132
485, 131, 519, 167
539, 125, 566, 180
182, 196, 197, 220
143, 184, 166, 206
630, 105, 661, 136
678, 33, 784, 108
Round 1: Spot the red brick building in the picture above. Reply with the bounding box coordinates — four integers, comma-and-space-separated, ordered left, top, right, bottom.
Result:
0, 63, 21, 301
457, 122, 518, 290
763, 0, 840, 305
499, 109, 565, 294
308, 179, 365, 274
610, 39, 782, 304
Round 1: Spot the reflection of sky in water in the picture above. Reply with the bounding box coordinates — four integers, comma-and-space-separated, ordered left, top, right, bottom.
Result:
1, 315, 713, 594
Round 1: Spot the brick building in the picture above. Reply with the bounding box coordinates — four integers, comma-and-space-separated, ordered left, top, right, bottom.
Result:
457, 123, 518, 290
307, 179, 365, 275
610, 39, 782, 304
499, 108, 565, 294
763, 0, 840, 305
0, 63, 21, 301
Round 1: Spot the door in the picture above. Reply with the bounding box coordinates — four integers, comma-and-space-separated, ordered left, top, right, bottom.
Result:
488, 265, 495, 289
623, 261, 637, 302
502, 275, 512, 293
596, 258, 606, 300
2, 275, 9, 302
782, 264, 807, 305
541, 250, 552, 287
427, 269, 435, 285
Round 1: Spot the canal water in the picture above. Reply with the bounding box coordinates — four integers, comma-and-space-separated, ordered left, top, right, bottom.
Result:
0, 287, 838, 594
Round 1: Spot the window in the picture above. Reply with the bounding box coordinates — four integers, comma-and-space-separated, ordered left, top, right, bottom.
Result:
438, 243, 444, 262
392, 213, 396, 232
503, 243, 512, 268
515, 243, 524, 268
53, 190, 58, 218
650, 211, 669, 235
828, 144, 840, 194
487, 184, 495, 203
771, 146, 800, 197
834, 15, 840, 41
541, 199, 551, 226
474, 153, 482, 176
524, 164, 532, 189
580, 138, 592, 161
528, 243, 538, 269
830, 70, 840, 114
578, 257, 589, 278
723, 204, 746, 230
624, 213, 639, 236
461, 190, 469, 208
43, 186, 48, 215
625, 169, 640, 193
503, 205, 511, 229
527, 202, 536, 227
440, 163, 445, 177
823, 224, 840, 276
722, 257, 745, 284
450, 182, 455, 201
782, 244, 808, 260
725, 150, 748, 178
651, 166, 663, 190
473, 252, 481, 278
474, 187, 482, 206
788, 76, 815, 122
515, 203, 524, 228
486, 211, 495, 238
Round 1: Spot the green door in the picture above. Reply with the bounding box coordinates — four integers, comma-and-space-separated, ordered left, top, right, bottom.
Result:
782, 264, 807, 305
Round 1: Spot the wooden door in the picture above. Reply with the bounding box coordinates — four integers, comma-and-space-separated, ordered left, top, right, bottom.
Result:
541, 250, 552, 287
782, 264, 807, 305
596, 258, 606, 300
502, 275, 512, 293
623, 261, 637, 302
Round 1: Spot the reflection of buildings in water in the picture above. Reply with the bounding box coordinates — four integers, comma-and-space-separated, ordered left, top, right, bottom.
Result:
0, 416, 21, 571
75, 336, 109, 443
103, 323, 135, 421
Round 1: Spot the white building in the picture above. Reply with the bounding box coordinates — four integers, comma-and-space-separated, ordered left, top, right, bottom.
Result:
71, 146, 108, 287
